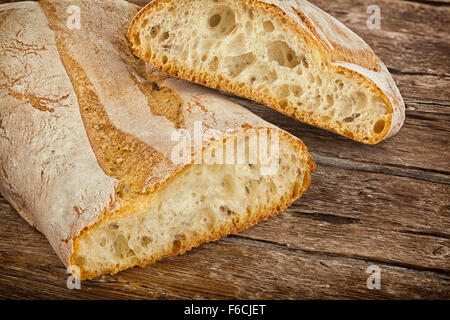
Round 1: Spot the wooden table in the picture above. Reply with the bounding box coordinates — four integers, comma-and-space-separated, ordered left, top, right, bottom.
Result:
0, 0, 449, 299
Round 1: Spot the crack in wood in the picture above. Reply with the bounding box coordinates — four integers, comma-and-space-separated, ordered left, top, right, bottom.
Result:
403, 0, 450, 7
312, 154, 450, 185
225, 235, 450, 276
408, 101, 450, 108
388, 67, 450, 78
399, 229, 450, 239
289, 208, 450, 239
292, 211, 361, 225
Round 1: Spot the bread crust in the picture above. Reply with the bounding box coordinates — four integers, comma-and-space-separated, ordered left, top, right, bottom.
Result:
128, 0, 405, 144
0, 0, 314, 278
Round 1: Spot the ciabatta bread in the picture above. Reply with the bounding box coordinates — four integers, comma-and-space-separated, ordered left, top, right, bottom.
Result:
0, 0, 314, 279
128, 0, 405, 144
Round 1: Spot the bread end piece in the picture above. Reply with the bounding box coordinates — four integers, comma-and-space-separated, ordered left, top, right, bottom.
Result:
72, 130, 314, 280
128, 0, 405, 144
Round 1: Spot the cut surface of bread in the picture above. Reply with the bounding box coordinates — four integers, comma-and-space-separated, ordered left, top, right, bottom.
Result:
128, 0, 405, 144
0, 0, 314, 279
75, 134, 312, 279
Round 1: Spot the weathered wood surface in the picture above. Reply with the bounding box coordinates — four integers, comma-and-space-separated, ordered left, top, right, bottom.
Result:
0, 0, 449, 299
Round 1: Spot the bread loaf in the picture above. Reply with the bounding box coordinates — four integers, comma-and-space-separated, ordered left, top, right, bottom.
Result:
0, 0, 314, 279
128, 0, 405, 144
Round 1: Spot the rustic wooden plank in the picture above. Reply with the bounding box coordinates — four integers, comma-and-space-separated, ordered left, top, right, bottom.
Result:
300, 164, 450, 234
1, 157, 449, 299
228, 163, 448, 273
403, 0, 450, 6
238, 209, 450, 272
392, 73, 450, 106
1, 0, 448, 300
314, 0, 450, 39
0, 207, 448, 299
355, 29, 449, 77
311, 0, 450, 76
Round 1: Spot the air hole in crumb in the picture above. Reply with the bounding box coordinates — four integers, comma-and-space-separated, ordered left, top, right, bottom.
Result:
373, 119, 386, 134
301, 57, 309, 69
209, 56, 219, 71
225, 52, 256, 77
207, 6, 236, 36
326, 94, 334, 106
248, 9, 254, 20
172, 240, 181, 252
161, 55, 168, 64
263, 20, 274, 33
343, 113, 360, 123
114, 235, 129, 257
150, 25, 160, 38
159, 31, 170, 42
209, 14, 221, 27
276, 84, 290, 98
132, 34, 140, 46
141, 236, 152, 247
268, 41, 300, 68
109, 223, 119, 230
290, 85, 303, 98
316, 76, 322, 86
220, 205, 232, 215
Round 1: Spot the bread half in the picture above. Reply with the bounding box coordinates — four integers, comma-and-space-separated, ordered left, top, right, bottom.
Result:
0, 0, 314, 279
128, 0, 405, 144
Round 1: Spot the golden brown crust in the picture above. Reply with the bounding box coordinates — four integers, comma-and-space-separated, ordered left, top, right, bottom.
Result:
128, 0, 405, 144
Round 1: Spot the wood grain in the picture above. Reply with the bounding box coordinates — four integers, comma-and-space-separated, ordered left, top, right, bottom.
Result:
0, 204, 448, 300
0, 0, 449, 299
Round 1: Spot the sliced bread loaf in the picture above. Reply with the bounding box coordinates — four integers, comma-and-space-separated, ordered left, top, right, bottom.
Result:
0, 0, 314, 279
128, 0, 405, 144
